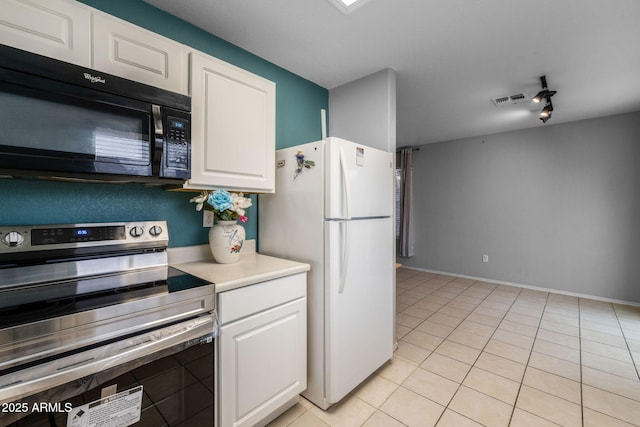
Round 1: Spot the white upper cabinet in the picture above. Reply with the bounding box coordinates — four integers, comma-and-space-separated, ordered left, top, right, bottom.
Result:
0, 0, 91, 66
185, 51, 276, 193
92, 12, 187, 95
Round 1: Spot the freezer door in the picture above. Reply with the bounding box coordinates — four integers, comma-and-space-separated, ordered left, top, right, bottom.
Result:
324, 217, 394, 404
325, 138, 394, 219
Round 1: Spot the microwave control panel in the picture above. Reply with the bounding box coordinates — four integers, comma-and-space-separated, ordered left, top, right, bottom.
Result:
164, 116, 190, 175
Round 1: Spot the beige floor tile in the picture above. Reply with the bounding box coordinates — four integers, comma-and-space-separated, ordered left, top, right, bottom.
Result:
266, 402, 307, 426
535, 328, 580, 349
395, 340, 432, 365
484, 339, 531, 364
581, 351, 639, 380
580, 310, 620, 326
402, 306, 435, 320
583, 408, 638, 427
462, 367, 520, 405
435, 409, 483, 426
581, 339, 634, 364
581, 328, 628, 348
498, 319, 538, 337
402, 367, 460, 406
509, 305, 545, 319
492, 328, 535, 350
474, 352, 526, 382
527, 351, 581, 382
581, 318, 624, 335
473, 304, 509, 318
427, 295, 455, 306
515, 385, 581, 427
428, 312, 464, 328
288, 410, 330, 427
539, 318, 580, 337
546, 311, 583, 327
353, 374, 398, 408
361, 410, 406, 427
532, 339, 580, 363
448, 386, 512, 427
509, 408, 560, 427
582, 366, 640, 401
308, 395, 375, 427
378, 357, 418, 384
583, 384, 640, 425
504, 312, 541, 327
396, 312, 424, 329
380, 386, 445, 427
402, 329, 444, 351
395, 324, 411, 340
447, 328, 491, 350
420, 352, 472, 383
522, 367, 581, 404
415, 320, 456, 338
454, 320, 496, 337
465, 312, 502, 328
434, 340, 481, 365
438, 305, 472, 319
414, 300, 445, 313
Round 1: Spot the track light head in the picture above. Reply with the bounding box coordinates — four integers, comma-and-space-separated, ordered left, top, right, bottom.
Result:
540, 102, 553, 118
532, 90, 546, 103
534, 75, 557, 123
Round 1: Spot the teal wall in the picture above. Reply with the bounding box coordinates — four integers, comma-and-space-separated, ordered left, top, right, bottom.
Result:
0, 0, 328, 247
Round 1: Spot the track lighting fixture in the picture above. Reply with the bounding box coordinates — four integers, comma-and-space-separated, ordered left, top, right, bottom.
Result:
533, 75, 557, 123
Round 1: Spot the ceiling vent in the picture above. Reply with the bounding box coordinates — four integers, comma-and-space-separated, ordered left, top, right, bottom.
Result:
491, 91, 531, 107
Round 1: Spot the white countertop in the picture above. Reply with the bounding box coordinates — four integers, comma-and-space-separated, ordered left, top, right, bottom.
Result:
169, 241, 310, 293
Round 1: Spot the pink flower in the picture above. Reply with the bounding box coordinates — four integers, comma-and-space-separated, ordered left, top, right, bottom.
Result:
239, 215, 248, 223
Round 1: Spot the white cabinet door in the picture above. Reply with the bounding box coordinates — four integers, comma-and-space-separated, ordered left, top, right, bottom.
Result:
0, 0, 91, 66
220, 298, 306, 427
185, 52, 275, 193
92, 12, 187, 95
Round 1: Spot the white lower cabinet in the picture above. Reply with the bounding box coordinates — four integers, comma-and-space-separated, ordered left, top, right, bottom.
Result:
218, 274, 307, 427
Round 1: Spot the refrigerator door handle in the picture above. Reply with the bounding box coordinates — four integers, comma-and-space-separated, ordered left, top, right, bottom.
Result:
338, 146, 352, 220
338, 220, 350, 294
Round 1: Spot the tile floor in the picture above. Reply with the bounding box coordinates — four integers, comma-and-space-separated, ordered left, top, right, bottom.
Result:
268, 268, 640, 427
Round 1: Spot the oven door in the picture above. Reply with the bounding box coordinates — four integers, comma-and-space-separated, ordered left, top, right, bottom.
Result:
0, 313, 217, 427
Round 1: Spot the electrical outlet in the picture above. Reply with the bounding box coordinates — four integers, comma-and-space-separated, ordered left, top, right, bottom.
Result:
203, 210, 214, 227
482, 254, 489, 263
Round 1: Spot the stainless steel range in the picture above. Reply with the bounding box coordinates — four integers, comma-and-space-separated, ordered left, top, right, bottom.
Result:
0, 221, 216, 426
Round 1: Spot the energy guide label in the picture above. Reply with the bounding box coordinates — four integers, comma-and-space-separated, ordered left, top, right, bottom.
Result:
67, 385, 143, 427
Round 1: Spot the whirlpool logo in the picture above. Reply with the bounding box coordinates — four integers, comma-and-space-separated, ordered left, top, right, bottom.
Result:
83, 73, 106, 84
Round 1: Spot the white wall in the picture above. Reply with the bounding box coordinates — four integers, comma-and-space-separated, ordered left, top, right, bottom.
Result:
328, 68, 396, 152
402, 111, 640, 304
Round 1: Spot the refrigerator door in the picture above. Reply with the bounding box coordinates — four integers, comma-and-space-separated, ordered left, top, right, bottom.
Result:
325, 137, 394, 219
324, 217, 394, 404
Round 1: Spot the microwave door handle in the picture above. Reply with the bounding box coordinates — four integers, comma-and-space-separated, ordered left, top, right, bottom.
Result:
151, 105, 164, 175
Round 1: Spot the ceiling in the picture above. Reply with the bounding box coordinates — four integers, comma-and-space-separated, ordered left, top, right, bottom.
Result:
144, 0, 640, 147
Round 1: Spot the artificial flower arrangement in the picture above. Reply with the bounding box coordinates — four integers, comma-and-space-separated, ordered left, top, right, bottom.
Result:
190, 189, 252, 223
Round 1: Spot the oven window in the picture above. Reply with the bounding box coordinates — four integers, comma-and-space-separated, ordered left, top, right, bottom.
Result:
1, 342, 214, 427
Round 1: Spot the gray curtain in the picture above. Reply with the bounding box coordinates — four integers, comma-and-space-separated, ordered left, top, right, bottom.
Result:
399, 148, 414, 257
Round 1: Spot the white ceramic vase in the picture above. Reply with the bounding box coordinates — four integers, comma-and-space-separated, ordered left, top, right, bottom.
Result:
208, 220, 245, 264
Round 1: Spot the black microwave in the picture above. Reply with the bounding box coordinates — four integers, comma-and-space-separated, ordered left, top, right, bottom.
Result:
0, 44, 191, 184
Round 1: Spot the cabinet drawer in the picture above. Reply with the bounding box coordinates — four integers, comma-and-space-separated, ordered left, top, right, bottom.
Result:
218, 273, 306, 325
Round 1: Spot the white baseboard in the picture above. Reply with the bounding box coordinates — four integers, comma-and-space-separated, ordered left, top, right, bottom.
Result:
400, 265, 640, 308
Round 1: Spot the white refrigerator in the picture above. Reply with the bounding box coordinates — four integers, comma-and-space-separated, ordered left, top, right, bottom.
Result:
259, 137, 394, 409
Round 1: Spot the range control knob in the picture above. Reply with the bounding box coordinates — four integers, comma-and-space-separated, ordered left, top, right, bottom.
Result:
3, 231, 25, 247
129, 226, 144, 238
149, 225, 163, 237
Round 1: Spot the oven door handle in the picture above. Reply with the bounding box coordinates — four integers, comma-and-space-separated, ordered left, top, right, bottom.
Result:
0, 312, 218, 404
